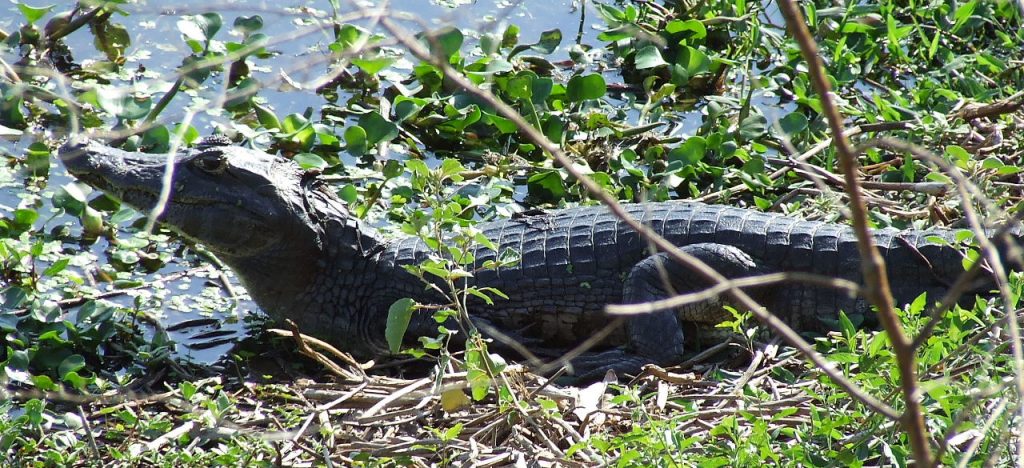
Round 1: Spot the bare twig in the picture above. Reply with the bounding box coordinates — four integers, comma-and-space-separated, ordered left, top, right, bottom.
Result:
776, 1, 931, 463
606, 271, 859, 316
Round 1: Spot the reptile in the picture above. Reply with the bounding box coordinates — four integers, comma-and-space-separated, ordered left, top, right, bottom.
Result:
58, 137, 1009, 377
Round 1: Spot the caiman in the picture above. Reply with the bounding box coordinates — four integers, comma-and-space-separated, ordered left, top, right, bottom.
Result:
58, 137, 1009, 376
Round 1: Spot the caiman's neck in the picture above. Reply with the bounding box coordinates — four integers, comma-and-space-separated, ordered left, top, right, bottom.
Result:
219, 186, 387, 322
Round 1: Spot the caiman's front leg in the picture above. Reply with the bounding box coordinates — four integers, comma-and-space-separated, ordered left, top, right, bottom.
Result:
571, 243, 762, 379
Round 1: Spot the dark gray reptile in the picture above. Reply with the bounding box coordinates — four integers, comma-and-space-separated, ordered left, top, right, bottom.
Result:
58, 137, 1005, 376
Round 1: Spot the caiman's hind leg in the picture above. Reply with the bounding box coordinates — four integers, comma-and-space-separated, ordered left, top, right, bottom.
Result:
570, 243, 761, 379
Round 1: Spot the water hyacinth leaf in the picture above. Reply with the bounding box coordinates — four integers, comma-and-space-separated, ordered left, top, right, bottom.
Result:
778, 112, 809, 135
483, 58, 513, 75
254, 104, 281, 129
383, 159, 404, 178
527, 171, 565, 201
510, 29, 562, 57
91, 20, 130, 62
18, 4, 53, 24
531, 77, 553, 104
337, 184, 358, 204
179, 13, 222, 45
358, 112, 399, 146
13, 209, 38, 229
179, 55, 213, 87
24, 141, 49, 175
281, 113, 310, 134
58, 354, 86, 379
484, 112, 515, 133
501, 24, 519, 48
566, 74, 606, 102
53, 182, 90, 215
233, 15, 263, 34
140, 126, 171, 153
479, 33, 500, 55
393, 96, 426, 122
424, 27, 463, 59
676, 46, 711, 77
634, 45, 667, 69
668, 136, 706, 165
293, 153, 328, 170
344, 125, 368, 156
665, 19, 706, 39
81, 207, 104, 237
739, 113, 767, 140
505, 72, 535, 100
225, 77, 260, 109
352, 56, 396, 75
533, 29, 562, 54
97, 88, 151, 120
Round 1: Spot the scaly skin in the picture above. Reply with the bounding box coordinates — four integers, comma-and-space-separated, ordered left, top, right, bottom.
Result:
58, 138, 996, 376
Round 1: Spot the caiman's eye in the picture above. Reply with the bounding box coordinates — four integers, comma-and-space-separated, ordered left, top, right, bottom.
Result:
192, 152, 228, 174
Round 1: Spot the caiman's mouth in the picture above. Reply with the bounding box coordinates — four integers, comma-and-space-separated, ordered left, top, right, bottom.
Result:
73, 171, 248, 211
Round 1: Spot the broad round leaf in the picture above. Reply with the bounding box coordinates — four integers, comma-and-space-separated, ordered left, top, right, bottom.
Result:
566, 74, 606, 102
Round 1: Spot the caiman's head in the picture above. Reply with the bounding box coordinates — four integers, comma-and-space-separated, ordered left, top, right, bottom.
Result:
58, 136, 325, 261
60, 136, 387, 333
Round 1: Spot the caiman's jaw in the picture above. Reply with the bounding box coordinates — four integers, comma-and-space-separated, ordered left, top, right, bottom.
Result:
58, 137, 308, 259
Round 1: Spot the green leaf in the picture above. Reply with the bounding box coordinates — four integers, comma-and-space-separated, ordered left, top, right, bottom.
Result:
534, 29, 562, 54
527, 171, 565, 201
951, 0, 978, 34
738, 113, 767, 140
778, 112, 808, 135
13, 208, 38, 227
351, 56, 396, 75
358, 112, 399, 146
96, 87, 152, 120
337, 184, 358, 203
425, 27, 463, 59
385, 298, 415, 354
944, 145, 971, 167
58, 354, 86, 379
344, 125, 368, 156
53, 182, 89, 215
18, 4, 53, 24
31, 375, 58, 391
838, 310, 855, 340
466, 288, 495, 305
962, 249, 980, 271
254, 104, 281, 130
293, 153, 328, 170
675, 46, 711, 78
634, 45, 667, 69
233, 15, 264, 34
665, 19, 707, 39
509, 29, 562, 58
92, 20, 130, 62
439, 159, 465, 179
43, 258, 70, 277
668, 136, 707, 165
566, 74, 606, 102
393, 96, 426, 122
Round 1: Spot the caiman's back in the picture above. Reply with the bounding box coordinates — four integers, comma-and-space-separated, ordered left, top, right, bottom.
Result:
378, 202, 971, 352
